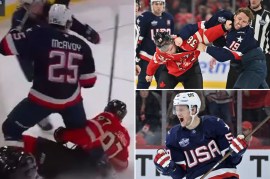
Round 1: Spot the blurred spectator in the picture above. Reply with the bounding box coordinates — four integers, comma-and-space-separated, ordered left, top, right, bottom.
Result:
204, 91, 234, 121
265, 91, 270, 116
174, 4, 194, 31
242, 90, 268, 122
136, 90, 161, 145
242, 121, 263, 147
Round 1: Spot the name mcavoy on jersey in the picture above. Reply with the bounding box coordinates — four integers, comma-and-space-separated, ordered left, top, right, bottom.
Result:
51, 39, 81, 51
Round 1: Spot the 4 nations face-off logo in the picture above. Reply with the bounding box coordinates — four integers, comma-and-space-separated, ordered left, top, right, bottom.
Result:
0, 0, 4, 16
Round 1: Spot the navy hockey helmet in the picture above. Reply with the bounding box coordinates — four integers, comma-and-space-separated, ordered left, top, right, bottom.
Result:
154, 31, 173, 52
0, 146, 37, 179
104, 100, 127, 121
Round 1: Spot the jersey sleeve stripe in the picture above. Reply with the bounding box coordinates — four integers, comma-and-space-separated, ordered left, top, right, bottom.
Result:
3, 34, 19, 55
28, 86, 82, 109
79, 73, 97, 87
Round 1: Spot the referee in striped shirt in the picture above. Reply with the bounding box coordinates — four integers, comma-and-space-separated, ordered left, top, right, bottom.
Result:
226, 0, 270, 88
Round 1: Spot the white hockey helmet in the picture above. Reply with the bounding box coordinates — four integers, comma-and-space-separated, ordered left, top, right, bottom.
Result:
48, 4, 72, 27
150, 0, 166, 12
173, 92, 201, 116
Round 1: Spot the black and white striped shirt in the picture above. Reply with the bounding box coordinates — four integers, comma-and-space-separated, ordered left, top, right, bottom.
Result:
251, 8, 270, 54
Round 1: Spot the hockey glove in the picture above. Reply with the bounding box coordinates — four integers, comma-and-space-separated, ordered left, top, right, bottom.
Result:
230, 135, 248, 157
54, 127, 67, 144
84, 24, 100, 44
154, 149, 176, 176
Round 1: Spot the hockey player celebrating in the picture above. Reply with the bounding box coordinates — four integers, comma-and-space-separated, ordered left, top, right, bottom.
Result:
154, 92, 247, 179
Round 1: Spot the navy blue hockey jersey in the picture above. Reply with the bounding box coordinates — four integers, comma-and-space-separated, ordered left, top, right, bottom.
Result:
136, 11, 174, 61
166, 116, 241, 179
0, 26, 96, 109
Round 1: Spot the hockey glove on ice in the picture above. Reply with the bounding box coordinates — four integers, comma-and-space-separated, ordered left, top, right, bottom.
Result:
230, 135, 248, 157
84, 24, 100, 44
54, 127, 67, 144
154, 149, 176, 176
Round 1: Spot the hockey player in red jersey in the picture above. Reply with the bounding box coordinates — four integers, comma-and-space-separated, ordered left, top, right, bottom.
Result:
145, 21, 232, 89
154, 92, 248, 179
21, 100, 130, 178
53, 99, 130, 171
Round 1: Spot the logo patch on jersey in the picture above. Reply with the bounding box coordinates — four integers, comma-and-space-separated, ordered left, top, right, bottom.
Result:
167, 20, 171, 26
151, 20, 158, 26
259, 19, 266, 26
218, 16, 226, 23
179, 138, 190, 147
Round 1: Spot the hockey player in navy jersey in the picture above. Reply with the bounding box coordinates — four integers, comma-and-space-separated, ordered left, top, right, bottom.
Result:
11, 0, 100, 130
136, 0, 174, 88
0, 4, 96, 144
154, 92, 248, 179
194, 8, 268, 89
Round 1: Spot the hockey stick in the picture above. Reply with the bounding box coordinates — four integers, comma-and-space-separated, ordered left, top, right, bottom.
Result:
16, 8, 30, 31
107, 12, 119, 103
200, 115, 270, 179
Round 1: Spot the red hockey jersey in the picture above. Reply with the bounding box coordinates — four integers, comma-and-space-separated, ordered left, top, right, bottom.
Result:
59, 112, 130, 171
147, 24, 226, 77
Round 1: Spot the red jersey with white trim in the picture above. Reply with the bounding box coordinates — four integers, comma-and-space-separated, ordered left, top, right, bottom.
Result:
59, 112, 130, 171
147, 24, 226, 77
0, 26, 96, 109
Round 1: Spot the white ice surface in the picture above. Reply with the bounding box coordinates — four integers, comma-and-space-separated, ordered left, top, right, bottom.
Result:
0, 0, 134, 178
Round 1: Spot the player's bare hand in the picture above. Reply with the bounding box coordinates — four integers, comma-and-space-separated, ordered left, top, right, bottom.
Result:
174, 37, 183, 47
209, 58, 217, 70
145, 75, 153, 82
197, 43, 206, 52
136, 65, 141, 76
225, 20, 232, 31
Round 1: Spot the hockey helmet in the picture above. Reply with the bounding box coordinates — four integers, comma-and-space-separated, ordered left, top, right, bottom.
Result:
48, 4, 72, 27
173, 92, 201, 116
104, 100, 127, 121
150, 0, 166, 12
154, 31, 173, 52
0, 146, 37, 179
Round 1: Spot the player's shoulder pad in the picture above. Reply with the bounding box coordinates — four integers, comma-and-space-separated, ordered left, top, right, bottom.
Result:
162, 12, 174, 20
201, 115, 228, 129
166, 124, 181, 146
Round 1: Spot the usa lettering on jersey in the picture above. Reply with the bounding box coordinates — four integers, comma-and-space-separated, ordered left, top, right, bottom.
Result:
184, 140, 221, 168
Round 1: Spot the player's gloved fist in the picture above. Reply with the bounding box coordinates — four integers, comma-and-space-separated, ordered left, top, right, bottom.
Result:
84, 25, 100, 44
54, 127, 66, 144
154, 149, 176, 175
230, 135, 248, 156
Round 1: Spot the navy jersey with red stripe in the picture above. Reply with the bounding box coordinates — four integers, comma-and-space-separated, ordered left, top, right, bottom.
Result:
0, 26, 96, 109
58, 112, 130, 171
179, 10, 260, 62
136, 11, 174, 61
166, 116, 241, 179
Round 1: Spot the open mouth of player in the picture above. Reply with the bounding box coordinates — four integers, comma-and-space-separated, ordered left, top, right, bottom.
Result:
180, 117, 184, 123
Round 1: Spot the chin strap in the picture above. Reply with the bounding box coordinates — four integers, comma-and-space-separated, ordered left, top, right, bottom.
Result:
186, 115, 196, 128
